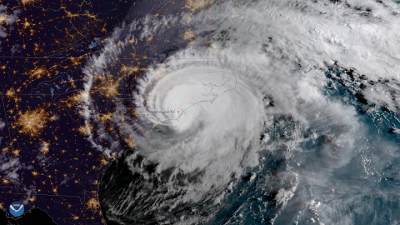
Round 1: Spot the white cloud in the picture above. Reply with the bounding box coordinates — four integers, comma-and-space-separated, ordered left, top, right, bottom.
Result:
0, 5, 20, 39
83, 0, 400, 223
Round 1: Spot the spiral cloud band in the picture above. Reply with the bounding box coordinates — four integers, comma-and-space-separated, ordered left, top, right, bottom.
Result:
80, 0, 400, 224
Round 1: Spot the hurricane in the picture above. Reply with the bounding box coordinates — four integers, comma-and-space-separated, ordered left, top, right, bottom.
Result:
81, 0, 400, 224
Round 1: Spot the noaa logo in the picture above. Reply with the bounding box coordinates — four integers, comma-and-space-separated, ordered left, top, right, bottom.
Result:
9, 202, 24, 216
